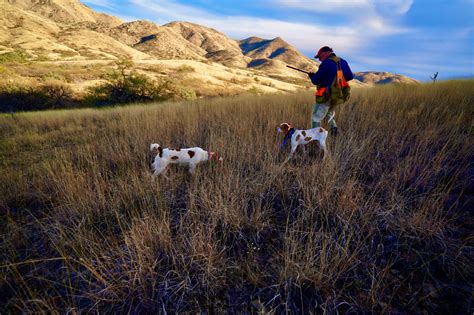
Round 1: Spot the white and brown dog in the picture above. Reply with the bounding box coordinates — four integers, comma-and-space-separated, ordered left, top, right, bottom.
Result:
150, 143, 222, 177
277, 123, 328, 161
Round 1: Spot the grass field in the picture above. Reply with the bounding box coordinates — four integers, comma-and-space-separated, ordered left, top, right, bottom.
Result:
0, 81, 473, 313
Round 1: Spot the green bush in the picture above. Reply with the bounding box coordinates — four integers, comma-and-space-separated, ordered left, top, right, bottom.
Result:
87, 59, 176, 105
0, 82, 75, 112
41, 82, 74, 108
175, 64, 195, 73
177, 87, 196, 101
0, 50, 29, 64
247, 86, 264, 95
0, 84, 48, 112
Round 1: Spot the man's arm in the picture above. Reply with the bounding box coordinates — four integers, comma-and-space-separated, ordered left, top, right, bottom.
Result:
309, 61, 330, 86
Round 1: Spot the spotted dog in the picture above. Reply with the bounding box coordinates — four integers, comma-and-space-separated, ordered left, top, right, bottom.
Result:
150, 144, 222, 177
277, 123, 328, 162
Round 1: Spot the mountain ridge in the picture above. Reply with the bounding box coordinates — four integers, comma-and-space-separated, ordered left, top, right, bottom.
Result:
0, 0, 419, 97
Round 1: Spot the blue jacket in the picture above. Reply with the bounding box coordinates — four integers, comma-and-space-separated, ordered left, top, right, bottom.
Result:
309, 55, 353, 88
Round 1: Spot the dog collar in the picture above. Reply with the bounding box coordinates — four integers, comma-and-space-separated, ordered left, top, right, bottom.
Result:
280, 128, 295, 150
209, 151, 219, 167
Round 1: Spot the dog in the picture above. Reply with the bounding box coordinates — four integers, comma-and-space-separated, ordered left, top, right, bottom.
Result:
150, 143, 222, 177
277, 123, 328, 161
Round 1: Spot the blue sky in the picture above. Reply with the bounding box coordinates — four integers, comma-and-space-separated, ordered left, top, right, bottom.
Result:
82, 0, 473, 81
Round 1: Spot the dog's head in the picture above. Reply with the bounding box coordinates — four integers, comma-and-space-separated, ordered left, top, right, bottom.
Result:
208, 151, 223, 165
149, 143, 162, 170
277, 123, 293, 135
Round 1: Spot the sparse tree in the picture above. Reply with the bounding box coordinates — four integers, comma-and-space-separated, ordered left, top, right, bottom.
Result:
87, 57, 176, 104
430, 72, 439, 84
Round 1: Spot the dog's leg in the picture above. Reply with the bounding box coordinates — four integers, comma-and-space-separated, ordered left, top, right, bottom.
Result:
285, 144, 298, 163
320, 141, 328, 160
153, 162, 169, 179
153, 167, 164, 177
189, 163, 197, 175
301, 144, 307, 155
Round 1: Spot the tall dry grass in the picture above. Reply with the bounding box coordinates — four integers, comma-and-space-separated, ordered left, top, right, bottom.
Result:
0, 80, 473, 313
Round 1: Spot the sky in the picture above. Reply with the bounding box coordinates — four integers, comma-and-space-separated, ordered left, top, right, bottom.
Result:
82, 0, 474, 81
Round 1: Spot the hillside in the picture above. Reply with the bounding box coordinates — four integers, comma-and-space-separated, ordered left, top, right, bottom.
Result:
5, 0, 122, 26
240, 36, 319, 69
165, 21, 251, 68
240, 36, 319, 78
0, 0, 419, 106
355, 71, 419, 85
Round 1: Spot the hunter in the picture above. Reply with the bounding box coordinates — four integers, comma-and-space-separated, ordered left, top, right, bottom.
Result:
309, 46, 353, 136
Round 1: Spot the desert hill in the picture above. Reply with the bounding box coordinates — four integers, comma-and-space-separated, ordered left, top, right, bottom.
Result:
0, 1, 150, 60
355, 71, 419, 85
166, 21, 252, 67
240, 36, 319, 78
240, 36, 318, 70
5, 0, 121, 26
0, 0, 418, 101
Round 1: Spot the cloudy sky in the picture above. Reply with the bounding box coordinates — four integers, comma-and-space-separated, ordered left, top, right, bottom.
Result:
82, 0, 473, 81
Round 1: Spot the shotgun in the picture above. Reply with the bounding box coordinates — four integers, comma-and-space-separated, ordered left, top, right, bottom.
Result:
286, 65, 311, 75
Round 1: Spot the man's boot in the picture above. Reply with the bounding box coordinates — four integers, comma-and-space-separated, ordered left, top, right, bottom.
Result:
330, 126, 338, 136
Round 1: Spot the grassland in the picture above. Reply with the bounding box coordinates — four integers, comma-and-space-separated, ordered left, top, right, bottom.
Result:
0, 81, 473, 313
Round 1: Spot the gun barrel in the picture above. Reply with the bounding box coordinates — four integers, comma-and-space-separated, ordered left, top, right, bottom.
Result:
286, 65, 310, 74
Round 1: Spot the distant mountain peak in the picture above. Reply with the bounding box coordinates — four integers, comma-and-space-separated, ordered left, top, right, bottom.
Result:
238, 36, 319, 75
7, 0, 121, 26
355, 71, 420, 85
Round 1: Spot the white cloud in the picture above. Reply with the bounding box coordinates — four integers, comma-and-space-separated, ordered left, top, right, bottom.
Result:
209, 17, 361, 53
372, 0, 414, 14
271, 0, 413, 36
128, 0, 385, 54
273, 0, 413, 16
130, 0, 214, 23
271, 0, 370, 12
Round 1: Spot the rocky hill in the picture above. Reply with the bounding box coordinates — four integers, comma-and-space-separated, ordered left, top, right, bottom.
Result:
240, 37, 318, 70
355, 72, 419, 85
0, 0, 418, 98
1, 0, 319, 75
5, 0, 121, 26
240, 36, 319, 78
165, 21, 251, 68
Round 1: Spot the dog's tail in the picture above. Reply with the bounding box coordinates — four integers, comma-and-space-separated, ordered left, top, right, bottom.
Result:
150, 143, 163, 157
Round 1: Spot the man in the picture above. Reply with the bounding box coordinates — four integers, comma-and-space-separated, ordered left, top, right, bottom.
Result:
309, 46, 353, 135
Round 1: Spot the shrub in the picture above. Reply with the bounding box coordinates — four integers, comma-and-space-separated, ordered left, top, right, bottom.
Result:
262, 81, 275, 87
87, 58, 175, 105
41, 82, 74, 108
0, 50, 29, 64
175, 64, 196, 73
177, 87, 196, 101
139, 64, 165, 74
0, 82, 75, 112
247, 86, 264, 95
0, 84, 48, 112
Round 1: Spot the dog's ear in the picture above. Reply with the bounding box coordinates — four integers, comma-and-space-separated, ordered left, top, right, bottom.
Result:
150, 144, 163, 158
279, 123, 293, 133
